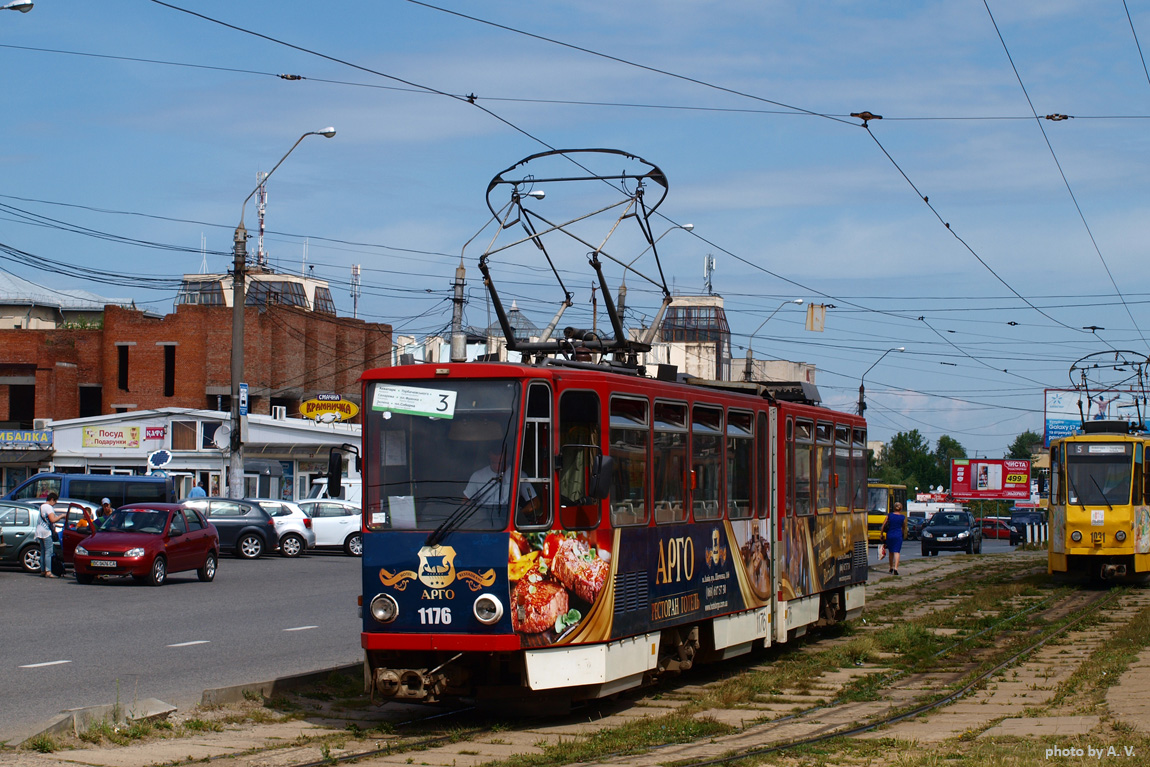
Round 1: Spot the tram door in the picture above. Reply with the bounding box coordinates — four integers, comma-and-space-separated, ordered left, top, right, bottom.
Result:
558, 390, 603, 530
761, 408, 779, 644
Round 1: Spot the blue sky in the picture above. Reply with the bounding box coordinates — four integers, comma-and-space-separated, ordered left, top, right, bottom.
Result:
3, 1, 1149, 459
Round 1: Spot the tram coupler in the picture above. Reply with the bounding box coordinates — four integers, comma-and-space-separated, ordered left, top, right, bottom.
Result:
1101, 563, 1127, 580
373, 667, 447, 702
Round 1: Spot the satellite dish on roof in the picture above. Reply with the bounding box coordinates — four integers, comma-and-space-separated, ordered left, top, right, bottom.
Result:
212, 425, 231, 451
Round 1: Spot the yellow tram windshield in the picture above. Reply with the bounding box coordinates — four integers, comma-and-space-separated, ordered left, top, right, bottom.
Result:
1064, 442, 1134, 507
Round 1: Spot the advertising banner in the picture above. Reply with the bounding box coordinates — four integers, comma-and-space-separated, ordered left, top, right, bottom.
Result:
951, 459, 1031, 501
0, 429, 53, 448
1045, 388, 1143, 447
82, 426, 140, 449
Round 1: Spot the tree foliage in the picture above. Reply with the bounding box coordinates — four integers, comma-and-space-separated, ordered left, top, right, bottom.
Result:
874, 429, 966, 491
1007, 430, 1043, 459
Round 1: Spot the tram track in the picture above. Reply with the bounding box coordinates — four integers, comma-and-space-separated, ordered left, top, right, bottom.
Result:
658, 588, 1123, 767
186, 559, 1110, 767
18, 556, 1129, 767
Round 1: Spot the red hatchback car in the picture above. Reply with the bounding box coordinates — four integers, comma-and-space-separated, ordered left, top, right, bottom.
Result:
72, 504, 219, 586
980, 518, 1013, 540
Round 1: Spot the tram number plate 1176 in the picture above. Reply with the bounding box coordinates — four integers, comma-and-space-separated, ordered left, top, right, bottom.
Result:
418, 607, 453, 625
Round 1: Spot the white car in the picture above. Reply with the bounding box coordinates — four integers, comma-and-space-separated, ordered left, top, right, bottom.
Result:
247, 499, 316, 558
297, 499, 362, 557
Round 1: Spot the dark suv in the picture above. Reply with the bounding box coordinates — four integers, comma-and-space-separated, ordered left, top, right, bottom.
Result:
920, 511, 982, 556
183, 498, 278, 559
1009, 511, 1045, 546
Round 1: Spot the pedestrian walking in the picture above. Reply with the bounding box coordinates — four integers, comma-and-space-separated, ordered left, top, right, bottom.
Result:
881, 501, 908, 575
35, 492, 65, 578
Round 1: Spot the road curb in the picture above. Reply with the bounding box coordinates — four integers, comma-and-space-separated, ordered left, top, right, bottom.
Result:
200, 661, 364, 706
12, 662, 363, 747
16, 698, 176, 746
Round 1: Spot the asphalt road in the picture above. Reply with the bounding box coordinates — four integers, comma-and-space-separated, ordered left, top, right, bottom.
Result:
0, 534, 1023, 744
0, 550, 363, 744
873, 534, 1016, 561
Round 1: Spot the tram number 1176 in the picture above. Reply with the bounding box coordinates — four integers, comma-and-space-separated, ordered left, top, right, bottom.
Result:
418, 607, 453, 625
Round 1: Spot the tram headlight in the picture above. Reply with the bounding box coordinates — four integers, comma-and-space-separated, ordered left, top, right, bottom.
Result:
369, 593, 399, 624
1116, 530, 1127, 542
473, 594, 504, 625
1071, 531, 1083, 543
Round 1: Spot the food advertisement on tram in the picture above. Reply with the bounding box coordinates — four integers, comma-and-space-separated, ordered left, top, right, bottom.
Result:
781, 512, 865, 601
506, 529, 613, 647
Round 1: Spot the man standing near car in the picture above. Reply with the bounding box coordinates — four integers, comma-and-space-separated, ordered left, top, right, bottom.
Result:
35, 492, 64, 578
97, 498, 114, 529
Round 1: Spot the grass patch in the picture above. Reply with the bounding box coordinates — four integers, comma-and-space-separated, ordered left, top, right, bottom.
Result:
23, 734, 60, 753
78, 718, 154, 745
182, 718, 224, 733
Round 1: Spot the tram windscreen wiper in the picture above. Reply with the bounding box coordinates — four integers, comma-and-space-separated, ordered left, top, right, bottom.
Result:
1066, 470, 1084, 506
425, 472, 501, 547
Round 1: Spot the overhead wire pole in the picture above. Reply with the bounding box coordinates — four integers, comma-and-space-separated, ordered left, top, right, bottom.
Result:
858, 347, 905, 417
229, 128, 336, 499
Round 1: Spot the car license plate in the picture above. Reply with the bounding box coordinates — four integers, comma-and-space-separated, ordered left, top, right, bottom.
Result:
937, 536, 952, 542
91, 559, 117, 568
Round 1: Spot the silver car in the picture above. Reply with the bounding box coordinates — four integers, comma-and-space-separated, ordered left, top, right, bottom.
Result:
296, 498, 362, 557
247, 499, 316, 558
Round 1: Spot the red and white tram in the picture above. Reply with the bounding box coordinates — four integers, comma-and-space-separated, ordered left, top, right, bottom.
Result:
352, 362, 868, 705
344, 148, 870, 705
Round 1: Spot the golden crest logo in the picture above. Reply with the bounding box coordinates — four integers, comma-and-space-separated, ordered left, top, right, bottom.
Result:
704, 528, 728, 567
417, 545, 457, 589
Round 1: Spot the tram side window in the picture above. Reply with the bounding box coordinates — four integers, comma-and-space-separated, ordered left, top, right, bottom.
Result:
610, 397, 650, 527
834, 424, 850, 513
516, 383, 553, 529
1052, 444, 1063, 505
815, 421, 833, 514
785, 417, 793, 517
727, 410, 753, 519
692, 405, 723, 521
756, 411, 770, 519
558, 390, 601, 530
1142, 443, 1150, 506
654, 401, 688, 524
852, 427, 867, 512
794, 419, 814, 515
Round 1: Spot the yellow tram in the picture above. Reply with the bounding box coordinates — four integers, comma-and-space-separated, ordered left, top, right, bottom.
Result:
1048, 420, 1150, 581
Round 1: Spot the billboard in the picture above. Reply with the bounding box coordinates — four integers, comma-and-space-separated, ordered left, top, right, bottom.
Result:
1045, 388, 1143, 447
951, 459, 1031, 501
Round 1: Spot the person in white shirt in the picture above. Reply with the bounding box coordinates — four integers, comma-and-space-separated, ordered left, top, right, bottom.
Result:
464, 447, 538, 527
35, 492, 65, 578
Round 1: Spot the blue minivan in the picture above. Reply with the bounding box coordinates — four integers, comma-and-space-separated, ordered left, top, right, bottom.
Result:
4, 473, 175, 507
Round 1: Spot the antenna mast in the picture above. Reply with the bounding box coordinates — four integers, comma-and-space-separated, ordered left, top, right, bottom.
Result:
256, 171, 269, 269
704, 254, 716, 295
351, 264, 362, 319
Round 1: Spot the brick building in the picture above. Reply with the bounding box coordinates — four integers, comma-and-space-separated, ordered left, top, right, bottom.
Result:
0, 300, 391, 427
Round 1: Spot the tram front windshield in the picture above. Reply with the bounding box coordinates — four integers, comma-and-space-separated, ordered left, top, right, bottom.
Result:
364, 379, 520, 532
866, 487, 889, 514
1065, 442, 1132, 506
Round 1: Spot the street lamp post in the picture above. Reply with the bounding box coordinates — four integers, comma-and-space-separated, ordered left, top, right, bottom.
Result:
228, 128, 336, 498
743, 299, 803, 382
858, 346, 905, 416
617, 223, 692, 321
